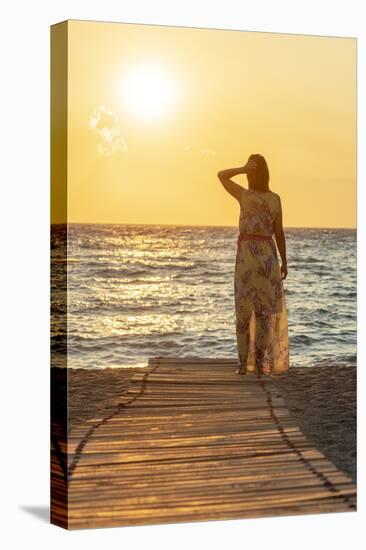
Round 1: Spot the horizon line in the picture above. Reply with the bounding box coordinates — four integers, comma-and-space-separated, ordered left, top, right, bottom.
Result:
51, 222, 356, 230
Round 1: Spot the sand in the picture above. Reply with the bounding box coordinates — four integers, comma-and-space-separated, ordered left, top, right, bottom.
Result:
55, 364, 356, 483
271, 365, 356, 482
67, 367, 136, 429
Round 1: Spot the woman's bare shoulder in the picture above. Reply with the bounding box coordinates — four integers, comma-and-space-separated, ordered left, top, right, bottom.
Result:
270, 191, 281, 203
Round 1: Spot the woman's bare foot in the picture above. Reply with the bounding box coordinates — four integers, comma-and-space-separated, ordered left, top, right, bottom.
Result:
235, 366, 247, 375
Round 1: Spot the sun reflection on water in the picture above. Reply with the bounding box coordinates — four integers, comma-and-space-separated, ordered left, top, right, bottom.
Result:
51, 224, 356, 369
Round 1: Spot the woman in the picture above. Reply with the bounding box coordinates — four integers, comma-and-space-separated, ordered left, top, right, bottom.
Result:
217, 153, 290, 376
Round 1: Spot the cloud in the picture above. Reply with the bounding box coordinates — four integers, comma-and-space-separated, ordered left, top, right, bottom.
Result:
88, 105, 127, 156
201, 148, 216, 156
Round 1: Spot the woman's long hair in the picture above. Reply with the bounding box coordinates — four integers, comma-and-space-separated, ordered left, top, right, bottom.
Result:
247, 153, 270, 192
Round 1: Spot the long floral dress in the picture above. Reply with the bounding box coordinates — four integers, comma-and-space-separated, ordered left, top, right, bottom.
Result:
234, 188, 290, 374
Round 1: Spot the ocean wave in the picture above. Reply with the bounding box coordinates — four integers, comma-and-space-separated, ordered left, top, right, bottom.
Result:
52, 224, 356, 370
291, 334, 318, 345
291, 257, 324, 264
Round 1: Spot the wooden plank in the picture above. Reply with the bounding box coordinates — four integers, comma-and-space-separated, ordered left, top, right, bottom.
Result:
65, 357, 356, 529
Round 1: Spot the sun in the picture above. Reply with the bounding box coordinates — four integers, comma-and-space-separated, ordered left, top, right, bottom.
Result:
119, 62, 178, 121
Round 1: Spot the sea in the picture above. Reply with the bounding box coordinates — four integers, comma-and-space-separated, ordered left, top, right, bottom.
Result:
51, 224, 357, 370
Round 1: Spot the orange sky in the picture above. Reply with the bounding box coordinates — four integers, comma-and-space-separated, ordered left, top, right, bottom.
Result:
57, 20, 356, 228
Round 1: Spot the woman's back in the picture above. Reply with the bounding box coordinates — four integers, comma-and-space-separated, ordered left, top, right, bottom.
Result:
239, 188, 281, 237
217, 156, 289, 374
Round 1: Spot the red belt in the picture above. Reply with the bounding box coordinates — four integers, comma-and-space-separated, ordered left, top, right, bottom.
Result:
237, 233, 273, 247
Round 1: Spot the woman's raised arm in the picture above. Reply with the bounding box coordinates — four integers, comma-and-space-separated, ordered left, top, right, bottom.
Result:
217, 159, 257, 202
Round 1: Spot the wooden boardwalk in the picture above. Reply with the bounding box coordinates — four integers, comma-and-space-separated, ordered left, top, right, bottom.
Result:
57, 358, 356, 529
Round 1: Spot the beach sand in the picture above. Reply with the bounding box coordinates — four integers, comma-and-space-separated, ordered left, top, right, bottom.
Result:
67, 367, 136, 430
272, 365, 356, 482
54, 364, 356, 482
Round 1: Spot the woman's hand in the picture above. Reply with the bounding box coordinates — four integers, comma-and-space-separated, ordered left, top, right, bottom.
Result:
281, 262, 288, 280
242, 159, 257, 173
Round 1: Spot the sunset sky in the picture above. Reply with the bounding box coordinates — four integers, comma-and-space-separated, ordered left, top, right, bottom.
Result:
63, 20, 356, 228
